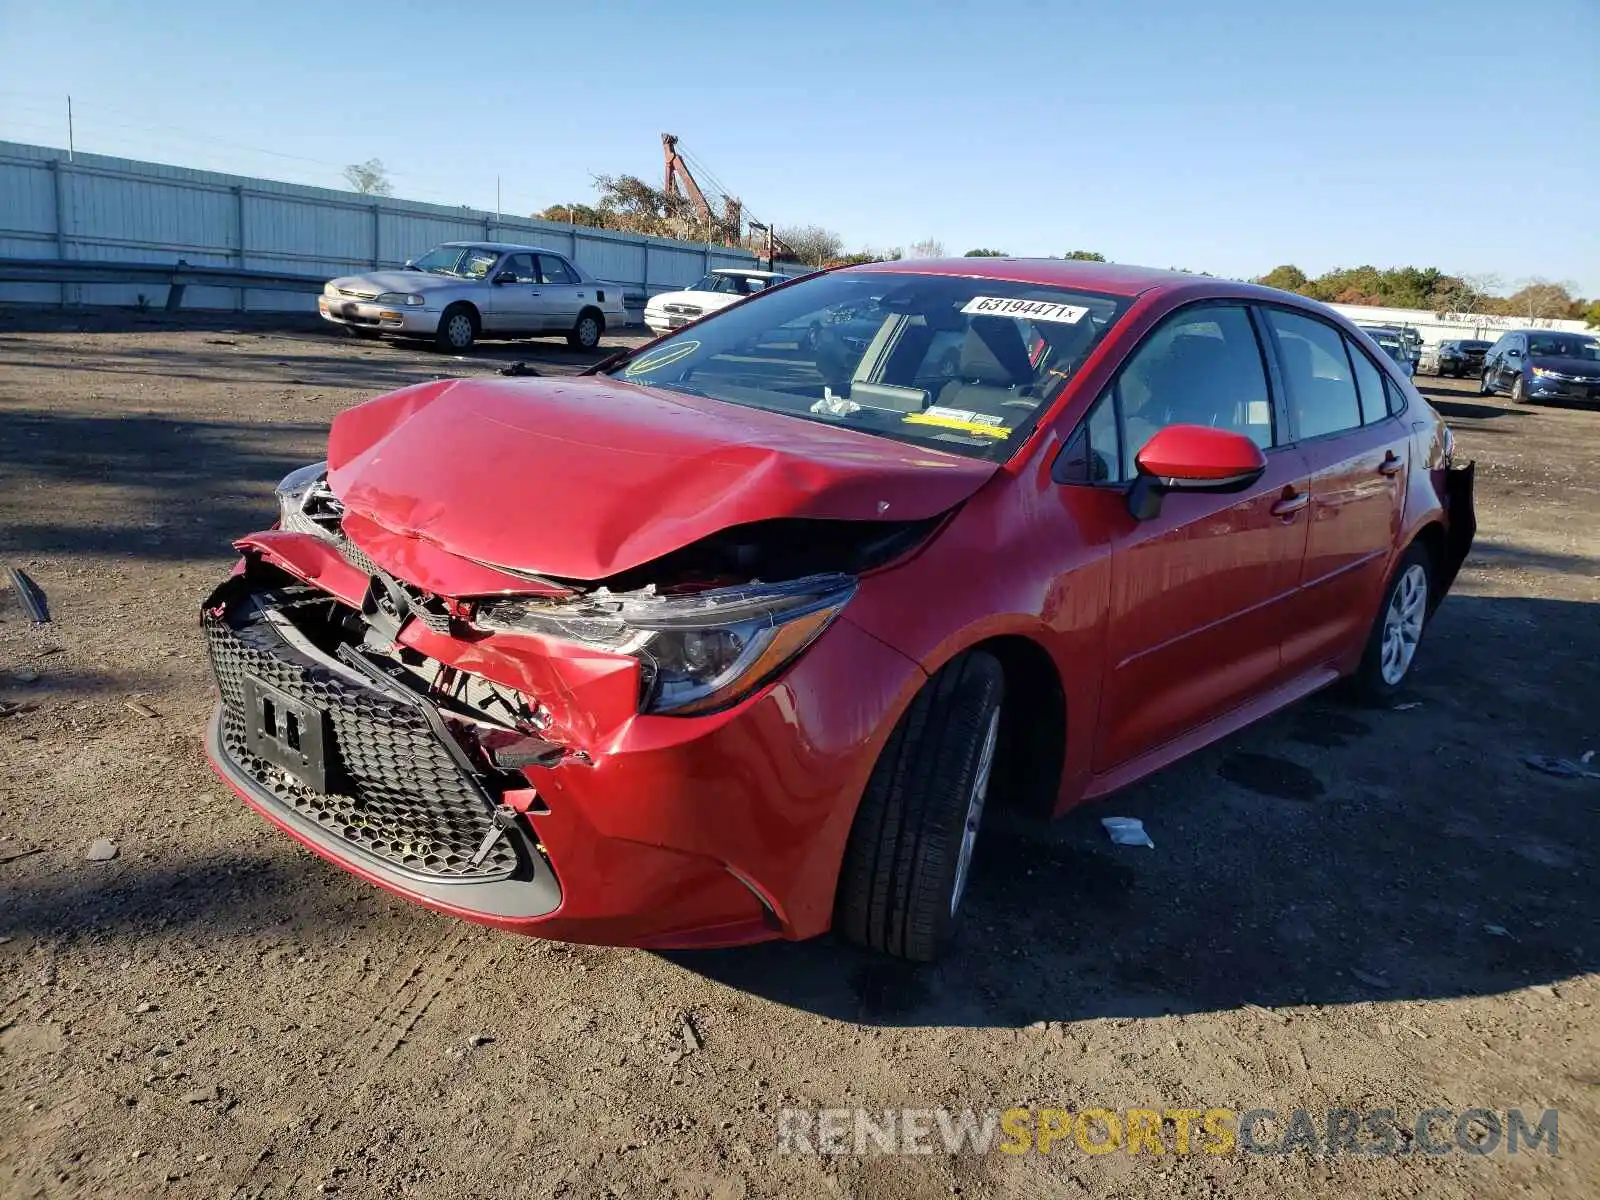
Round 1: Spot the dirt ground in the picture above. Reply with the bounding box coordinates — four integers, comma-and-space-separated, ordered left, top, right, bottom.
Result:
1, 309, 1597, 1200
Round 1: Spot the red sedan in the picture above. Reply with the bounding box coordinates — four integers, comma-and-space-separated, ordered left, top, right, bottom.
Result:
202, 259, 1475, 961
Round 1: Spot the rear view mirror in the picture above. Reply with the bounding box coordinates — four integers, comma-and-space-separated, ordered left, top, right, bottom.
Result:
1127, 425, 1268, 520
1507, 348, 1522, 357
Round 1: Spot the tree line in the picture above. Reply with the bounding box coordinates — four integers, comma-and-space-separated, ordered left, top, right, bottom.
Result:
1254, 264, 1594, 323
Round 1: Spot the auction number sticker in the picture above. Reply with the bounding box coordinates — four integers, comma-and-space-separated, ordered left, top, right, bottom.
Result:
625, 340, 701, 376
961, 296, 1089, 324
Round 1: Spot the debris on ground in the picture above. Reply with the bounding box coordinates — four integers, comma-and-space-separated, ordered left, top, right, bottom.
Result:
681, 1013, 703, 1053
85, 839, 119, 862
0, 700, 36, 718
11, 667, 39, 684
1349, 968, 1393, 989
1101, 816, 1155, 848
124, 700, 160, 719
6, 567, 50, 624
1483, 924, 1513, 938
497, 361, 540, 377
1523, 754, 1600, 781
1392, 701, 1423, 711
467, 1033, 495, 1048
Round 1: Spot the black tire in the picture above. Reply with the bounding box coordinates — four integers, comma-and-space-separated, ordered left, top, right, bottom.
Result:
1511, 375, 1529, 404
434, 304, 478, 353
1479, 369, 1493, 396
835, 651, 1004, 962
1347, 541, 1433, 706
568, 308, 603, 351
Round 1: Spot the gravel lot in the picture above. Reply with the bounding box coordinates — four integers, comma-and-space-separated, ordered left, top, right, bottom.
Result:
1, 310, 1597, 1200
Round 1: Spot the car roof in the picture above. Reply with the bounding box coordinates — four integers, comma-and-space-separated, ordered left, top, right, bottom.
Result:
439, 241, 564, 255
842, 257, 1248, 300
709, 268, 787, 278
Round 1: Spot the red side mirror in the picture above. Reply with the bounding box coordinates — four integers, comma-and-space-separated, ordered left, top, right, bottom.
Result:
1128, 425, 1268, 520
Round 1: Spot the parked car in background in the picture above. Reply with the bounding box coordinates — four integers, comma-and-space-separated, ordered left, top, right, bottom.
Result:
1359, 326, 1417, 376
643, 268, 794, 334
1480, 330, 1600, 404
1434, 339, 1493, 378
205, 260, 1474, 962
318, 242, 628, 352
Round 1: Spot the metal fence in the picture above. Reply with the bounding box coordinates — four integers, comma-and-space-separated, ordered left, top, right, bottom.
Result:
0, 140, 770, 316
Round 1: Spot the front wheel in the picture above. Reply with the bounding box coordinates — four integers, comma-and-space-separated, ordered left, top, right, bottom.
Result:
1347, 543, 1431, 705
1479, 370, 1493, 396
568, 309, 603, 351
1511, 375, 1529, 404
835, 651, 1004, 962
434, 305, 477, 353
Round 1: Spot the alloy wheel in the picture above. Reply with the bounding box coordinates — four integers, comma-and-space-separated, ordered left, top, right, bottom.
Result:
1380, 564, 1428, 686
950, 706, 1000, 916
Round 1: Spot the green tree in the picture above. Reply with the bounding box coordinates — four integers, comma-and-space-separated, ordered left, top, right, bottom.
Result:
1582, 299, 1600, 329
1256, 265, 1308, 292
963, 248, 1007, 257
1063, 250, 1106, 262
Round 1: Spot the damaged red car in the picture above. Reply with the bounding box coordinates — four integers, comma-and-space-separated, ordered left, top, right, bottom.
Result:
202, 260, 1475, 961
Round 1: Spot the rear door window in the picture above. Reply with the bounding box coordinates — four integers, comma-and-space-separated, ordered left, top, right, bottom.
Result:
1345, 338, 1390, 425
537, 255, 579, 285
1265, 310, 1362, 440
499, 253, 538, 284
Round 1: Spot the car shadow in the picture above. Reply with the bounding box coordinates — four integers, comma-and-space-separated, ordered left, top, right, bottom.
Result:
664, 592, 1600, 1026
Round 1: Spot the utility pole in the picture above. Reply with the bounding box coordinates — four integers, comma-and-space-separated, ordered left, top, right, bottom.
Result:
66, 95, 75, 161
495, 176, 501, 229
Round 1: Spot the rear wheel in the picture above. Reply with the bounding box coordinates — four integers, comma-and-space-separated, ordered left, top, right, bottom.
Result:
1348, 542, 1431, 705
568, 308, 603, 351
435, 304, 477, 353
835, 651, 1004, 962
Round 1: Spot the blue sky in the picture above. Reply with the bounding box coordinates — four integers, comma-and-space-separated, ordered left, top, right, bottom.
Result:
3, 0, 1598, 295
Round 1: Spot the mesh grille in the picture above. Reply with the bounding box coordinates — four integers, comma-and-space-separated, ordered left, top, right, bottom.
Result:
205, 606, 519, 881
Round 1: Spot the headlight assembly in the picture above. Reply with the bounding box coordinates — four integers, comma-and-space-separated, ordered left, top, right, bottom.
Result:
475, 574, 857, 716
323, 281, 340, 297
374, 292, 426, 307
274, 461, 340, 539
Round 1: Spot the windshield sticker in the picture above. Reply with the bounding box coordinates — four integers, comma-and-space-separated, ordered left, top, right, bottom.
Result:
903, 406, 1011, 438
624, 340, 700, 376
961, 296, 1089, 324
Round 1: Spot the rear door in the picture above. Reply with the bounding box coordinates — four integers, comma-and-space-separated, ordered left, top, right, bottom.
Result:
536, 254, 585, 329
1085, 302, 1311, 771
1262, 309, 1411, 674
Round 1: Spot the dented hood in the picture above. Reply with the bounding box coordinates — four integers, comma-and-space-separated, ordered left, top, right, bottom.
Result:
326, 376, 996, 581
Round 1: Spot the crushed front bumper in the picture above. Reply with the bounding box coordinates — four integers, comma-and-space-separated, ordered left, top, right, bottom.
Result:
202, 556, 926, 948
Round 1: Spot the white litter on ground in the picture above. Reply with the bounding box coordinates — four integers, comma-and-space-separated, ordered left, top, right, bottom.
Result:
1101, 817, 1155, 849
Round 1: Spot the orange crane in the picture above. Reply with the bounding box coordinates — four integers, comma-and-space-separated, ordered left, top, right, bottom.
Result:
661, 134, 741, 245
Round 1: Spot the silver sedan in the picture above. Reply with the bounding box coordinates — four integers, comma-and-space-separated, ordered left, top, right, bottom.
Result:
319, 241, 629, 352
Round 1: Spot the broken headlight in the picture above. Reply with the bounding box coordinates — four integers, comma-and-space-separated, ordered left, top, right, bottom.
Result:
475, 574, 857, 716
274, 461, 341, 539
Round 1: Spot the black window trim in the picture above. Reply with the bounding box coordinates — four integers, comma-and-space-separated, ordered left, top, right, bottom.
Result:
1053, 297, 1285, 488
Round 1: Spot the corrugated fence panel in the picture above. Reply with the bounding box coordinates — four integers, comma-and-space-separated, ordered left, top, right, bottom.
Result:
0, 139, 771, 314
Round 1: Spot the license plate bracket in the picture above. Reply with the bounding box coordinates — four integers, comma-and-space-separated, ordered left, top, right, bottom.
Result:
242, 675, 331, 792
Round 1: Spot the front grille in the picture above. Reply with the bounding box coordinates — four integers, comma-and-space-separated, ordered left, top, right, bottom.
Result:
205, 603, 519, 881
663, 303, 702, 316
338, 287, 379, 300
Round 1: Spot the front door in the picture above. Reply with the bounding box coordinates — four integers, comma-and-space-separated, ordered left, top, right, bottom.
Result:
1261, 308, 1410, 672
1088, 303, 1311, 771
487, 253, 552, 333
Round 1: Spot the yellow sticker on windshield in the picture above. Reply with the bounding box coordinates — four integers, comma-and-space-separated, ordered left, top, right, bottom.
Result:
625, 340, 700, 376
903, 406, 1012, 438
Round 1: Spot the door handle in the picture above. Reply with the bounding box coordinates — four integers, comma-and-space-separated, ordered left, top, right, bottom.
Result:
1378, 452, 1404, 477
1271, 490, 1310, 517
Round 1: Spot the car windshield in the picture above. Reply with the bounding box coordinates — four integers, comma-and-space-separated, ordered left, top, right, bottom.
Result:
408, 245, 502, 279
1461, 341, 1491, 351
1527, 334, 1600, 360
690, 273, 771, 296
610, 270, 1128, 462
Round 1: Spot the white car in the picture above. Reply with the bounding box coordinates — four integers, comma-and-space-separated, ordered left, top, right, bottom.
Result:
319, 241, 629, 352
643, 268, 796, 335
